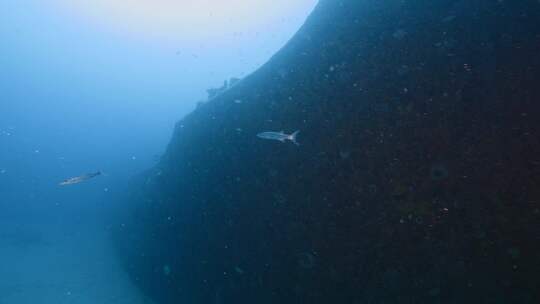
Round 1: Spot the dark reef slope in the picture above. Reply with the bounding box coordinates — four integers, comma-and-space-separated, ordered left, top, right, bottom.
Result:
114, 1, 540, 303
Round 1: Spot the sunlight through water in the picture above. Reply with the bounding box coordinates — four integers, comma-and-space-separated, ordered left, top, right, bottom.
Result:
56, 0, 318, 44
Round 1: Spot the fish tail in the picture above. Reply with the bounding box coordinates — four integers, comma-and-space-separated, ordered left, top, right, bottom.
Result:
290, 130, 300, 146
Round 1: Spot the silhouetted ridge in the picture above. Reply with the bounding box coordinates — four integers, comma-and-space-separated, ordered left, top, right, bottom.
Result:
113, 1, 540, 303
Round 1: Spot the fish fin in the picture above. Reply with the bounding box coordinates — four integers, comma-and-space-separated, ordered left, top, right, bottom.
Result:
290, 130, 300, 146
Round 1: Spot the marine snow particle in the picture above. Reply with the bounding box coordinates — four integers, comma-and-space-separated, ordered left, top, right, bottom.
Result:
507, 247, 520, 259
442, 15, 456, 23
428, 288, 441, 297
392, 29, 407, 40
430, 164, 449, 181
397, 65, 410, 76
269, 169, 278, 177
339, 150, 351, 159
277, 68, 288, 79
163, 265, 171, 276
368, 184, 378, 194
298, 252, 316, 269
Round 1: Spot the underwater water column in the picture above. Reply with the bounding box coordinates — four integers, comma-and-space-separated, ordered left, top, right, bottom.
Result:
113, 0, 540, 303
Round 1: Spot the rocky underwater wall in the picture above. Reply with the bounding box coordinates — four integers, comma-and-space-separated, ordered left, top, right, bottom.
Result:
113, 1, 540, 303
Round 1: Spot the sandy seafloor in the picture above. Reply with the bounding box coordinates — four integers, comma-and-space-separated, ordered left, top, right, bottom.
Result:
0, 214, 152, 304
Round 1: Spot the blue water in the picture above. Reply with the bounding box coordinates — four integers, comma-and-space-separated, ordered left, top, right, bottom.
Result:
0, 1, 316, 302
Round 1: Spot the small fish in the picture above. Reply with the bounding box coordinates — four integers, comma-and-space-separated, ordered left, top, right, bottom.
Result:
257, 130, 299, 145
59, 171, 101, 186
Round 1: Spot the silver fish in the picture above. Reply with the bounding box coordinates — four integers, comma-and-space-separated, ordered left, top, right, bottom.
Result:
59, 171, 101, 186
257, 130, 299, 145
